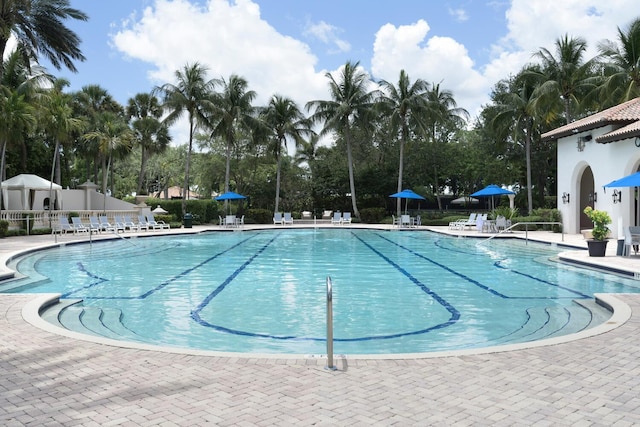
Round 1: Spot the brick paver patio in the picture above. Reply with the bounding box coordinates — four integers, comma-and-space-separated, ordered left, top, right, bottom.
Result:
1, 227, 640, 425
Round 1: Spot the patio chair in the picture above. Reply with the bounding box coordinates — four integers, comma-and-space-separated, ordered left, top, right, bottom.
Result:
138, 215, 151, 231
89, 216, 102, 233
283, 212, 294, 225
225, 215, 237, 228
493, 215, 505, 232
124, 215, 142, 231
623, 226, 640, 256
147, 214, 170, 230
273, 212, 283, 225
449, 213, 476, 230
52, 216, 73, 234
71, 216, 89, 234
99, 215, 118, 233
342, 212, 352, 224
401, 214, 411, 228
331, 212, 342, 225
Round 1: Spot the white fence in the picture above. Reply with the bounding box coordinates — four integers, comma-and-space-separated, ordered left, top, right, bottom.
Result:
1, 210, 142, 232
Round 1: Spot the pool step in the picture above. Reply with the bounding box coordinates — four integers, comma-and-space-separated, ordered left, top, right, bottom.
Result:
39, 299, 83, 329
42, 301, 148, 344
500, 300, 612, 344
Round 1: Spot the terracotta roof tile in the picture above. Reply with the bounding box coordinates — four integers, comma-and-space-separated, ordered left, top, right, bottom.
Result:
541, 97, 640, 142
596, 120, 640, 143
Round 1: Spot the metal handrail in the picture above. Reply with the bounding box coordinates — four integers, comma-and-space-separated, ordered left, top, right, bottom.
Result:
326, 276, 336, 371
476, 221, 564, 246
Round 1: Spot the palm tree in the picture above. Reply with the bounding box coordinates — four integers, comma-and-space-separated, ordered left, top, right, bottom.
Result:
72, 84, 122, 182
260, 95, 312, 213
306, 61, 379, 218
0, 0, 88, 79
378, 70, 431, 217
491, 70, 541, 214
41, 78, 84, 210
82, 111, 134, 196
157, 62, 216, 215
208, 74, 257, 198
531, 34, 594, 124
598, 17, 640, 105
0, 86, 36, 212
126, 93, 171, 195
424, 82, 469, 209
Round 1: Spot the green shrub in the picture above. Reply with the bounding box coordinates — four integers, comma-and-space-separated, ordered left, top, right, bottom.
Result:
0, 220, 8, 237
359, 207, 386, 223
247, 208, 273, 224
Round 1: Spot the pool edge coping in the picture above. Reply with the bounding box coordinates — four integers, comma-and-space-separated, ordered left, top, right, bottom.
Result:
20, 292, 631, 361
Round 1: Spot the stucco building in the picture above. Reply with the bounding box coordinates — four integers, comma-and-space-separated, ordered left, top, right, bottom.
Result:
542, 97, 640, 239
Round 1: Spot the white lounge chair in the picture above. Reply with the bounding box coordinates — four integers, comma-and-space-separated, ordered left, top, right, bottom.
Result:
331, 212, 342, 225
99, 215, 118, 232
342, 212, 352, 224
273, 212, 283, 225
138, 215, 151, 231
449, 213, 477, 230
113, 215, 127, 233
123, 215, 141, 232
71, 216, 89, 234
147, 214, 170, 230
89, 216, 101, 233
53, 216, 73, 234
283, 212, 293, 225
400, 214, 411, 228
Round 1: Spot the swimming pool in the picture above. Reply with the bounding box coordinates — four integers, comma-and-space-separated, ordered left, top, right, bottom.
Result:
5, 229, 640, 354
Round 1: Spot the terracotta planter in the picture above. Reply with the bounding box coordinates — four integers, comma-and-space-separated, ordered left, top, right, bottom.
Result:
587, 240, 608, 257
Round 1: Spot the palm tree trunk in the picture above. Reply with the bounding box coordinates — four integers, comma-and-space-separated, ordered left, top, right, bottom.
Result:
396, 137, 405, 218
345, 126, 359, 218
0, 139, 6, 212
182, 117, 194, 216
274, 142, 282, 213
137, 145, 148, 194
224, 130, 233, 213
525, 125, 533, 215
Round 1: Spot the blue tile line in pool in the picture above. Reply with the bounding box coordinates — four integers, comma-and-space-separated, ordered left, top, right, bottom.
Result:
63, 233, 261, 299
190, 231, 460, 342
379, 233, 591, 300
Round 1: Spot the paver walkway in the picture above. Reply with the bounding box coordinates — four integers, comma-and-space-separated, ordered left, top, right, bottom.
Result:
2, 227, 640, 425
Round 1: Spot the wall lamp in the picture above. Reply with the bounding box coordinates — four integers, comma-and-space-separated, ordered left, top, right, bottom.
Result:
577, 134, 592, 152
588, 192, 597, 203
612, 190, 622, 204
561, 192, 570, 204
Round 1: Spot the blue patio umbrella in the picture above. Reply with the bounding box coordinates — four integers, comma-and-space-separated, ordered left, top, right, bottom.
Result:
215, 191, 247, 214
604, 171, 640, 224
604, 171, 640, 188
214, 191, 247, 201
471, 184, 514, 210
389, 189, 426, 214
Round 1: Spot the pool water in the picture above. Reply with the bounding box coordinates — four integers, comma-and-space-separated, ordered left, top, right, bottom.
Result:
5, 229, 640, 354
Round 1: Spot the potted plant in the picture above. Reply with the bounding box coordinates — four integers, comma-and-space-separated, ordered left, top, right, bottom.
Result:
583, 206, 612, 256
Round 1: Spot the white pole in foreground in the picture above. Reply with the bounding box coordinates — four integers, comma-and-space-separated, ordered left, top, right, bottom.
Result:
326, 276, 336, 371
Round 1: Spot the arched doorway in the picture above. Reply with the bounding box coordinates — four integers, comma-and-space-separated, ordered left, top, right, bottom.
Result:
579, 166, 595, 230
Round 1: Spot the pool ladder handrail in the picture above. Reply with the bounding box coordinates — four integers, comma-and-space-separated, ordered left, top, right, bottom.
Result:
326, 276, 336, 371
476, 221, 564, 246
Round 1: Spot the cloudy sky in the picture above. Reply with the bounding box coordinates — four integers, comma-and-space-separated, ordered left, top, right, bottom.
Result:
54, 0, 637, 145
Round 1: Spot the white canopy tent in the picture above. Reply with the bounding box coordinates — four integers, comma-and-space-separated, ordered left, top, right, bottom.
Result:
1, 174, 62, 210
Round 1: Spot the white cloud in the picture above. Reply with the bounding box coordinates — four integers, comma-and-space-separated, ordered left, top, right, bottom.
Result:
112, 0, 327, 108
448, 8, 469, 22
303, 20, 351, 54
111, 0, 330, 150
371, 20, 489, 119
